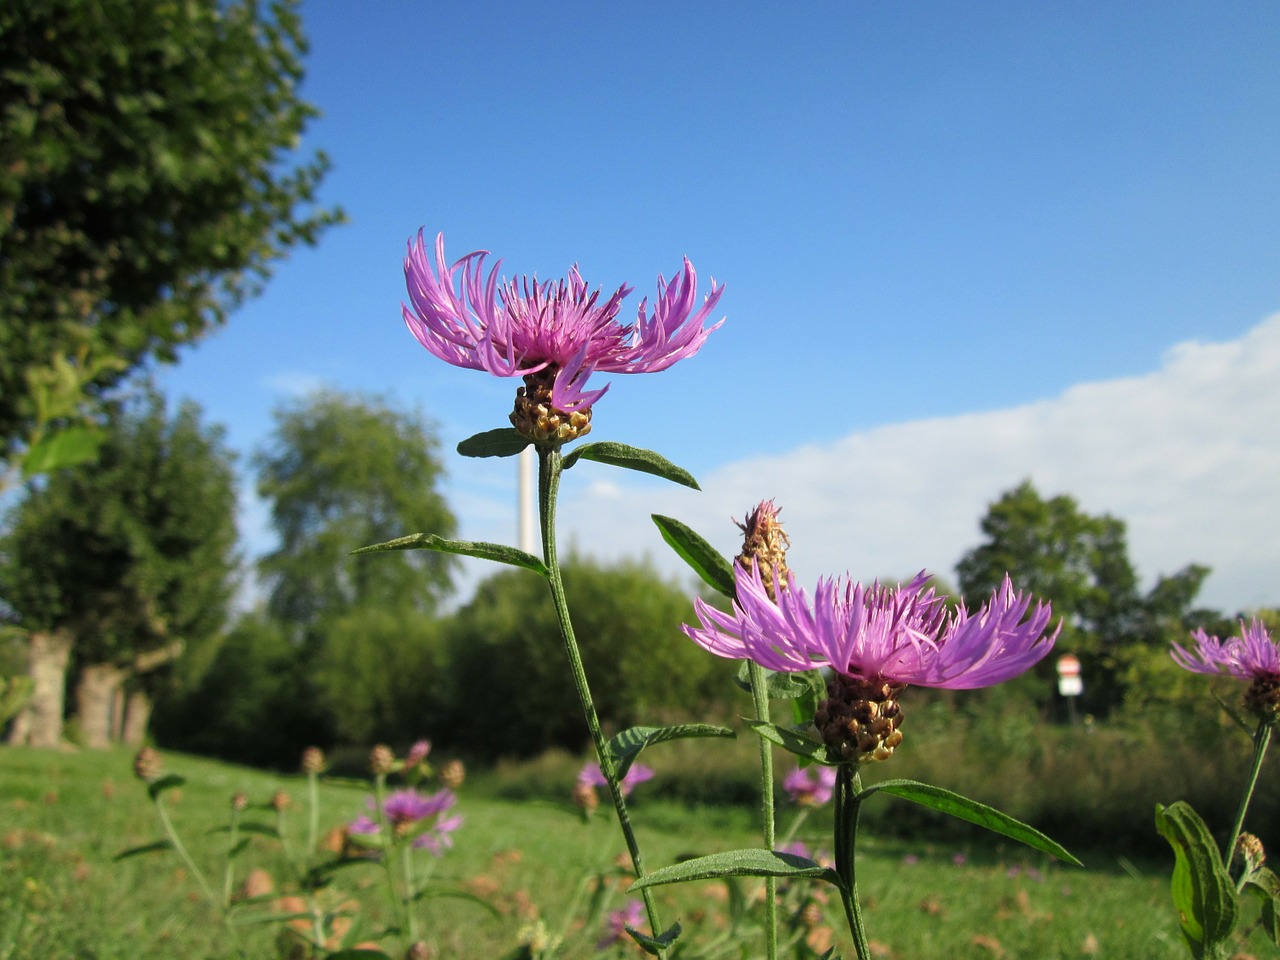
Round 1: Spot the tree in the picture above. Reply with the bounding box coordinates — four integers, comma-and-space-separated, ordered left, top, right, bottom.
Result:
0, 0, 342, 461
254, 390, 459, 639
441, 558, 734, 760
0, 390, 239, 747
955, 479, 1221, 716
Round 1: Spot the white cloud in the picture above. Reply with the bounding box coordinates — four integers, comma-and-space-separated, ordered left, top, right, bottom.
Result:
540, 312, 1280, 614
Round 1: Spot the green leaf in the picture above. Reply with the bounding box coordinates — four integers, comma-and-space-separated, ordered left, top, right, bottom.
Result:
735, 662, 825, 705
1243, 867, 1280, 946
652, 515, 735, 596
631, 849, 843, 891
113, 839, 174, 861
859, 780, 1081, 866
605, 724, 736, 780
1155, 801, 1239, 958
563, 442, 700, 490
146, 774, 186, 801
230, 909, 317, 927
457, 428, 531, 458
324, 951, 393, 959
626, 921, 683, 955
351, 534, 546, 576
742, 718, 841, 766
411, 887, 502, 918
21, 426, 104, 476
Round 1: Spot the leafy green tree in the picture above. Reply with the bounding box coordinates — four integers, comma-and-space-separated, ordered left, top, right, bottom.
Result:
441, 558, 733, 760
152, 611, 329, 768
0, 0, 342, 462
0, 390, 239, 747
254, 390, 458, 637
956, 479, 1222, 716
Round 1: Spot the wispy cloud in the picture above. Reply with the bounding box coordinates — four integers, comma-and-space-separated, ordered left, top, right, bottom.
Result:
261, 370, 330, 398
532, 313, 1280, 614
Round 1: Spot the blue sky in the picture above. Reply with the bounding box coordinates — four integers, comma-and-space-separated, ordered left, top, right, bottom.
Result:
157, 1, 1280, 612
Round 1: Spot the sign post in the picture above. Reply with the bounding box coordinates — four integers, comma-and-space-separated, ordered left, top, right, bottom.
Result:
1056, 654, 1083, 726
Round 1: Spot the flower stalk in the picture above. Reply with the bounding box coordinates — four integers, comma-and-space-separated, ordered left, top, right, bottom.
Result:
536, 444, 666, 952
1226, 720, 1273, 882
834, 765, 872, 960
747, 660, 779, 960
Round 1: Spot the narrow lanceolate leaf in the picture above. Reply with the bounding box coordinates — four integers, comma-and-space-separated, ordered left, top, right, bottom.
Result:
1243, 867, 1280, 946
323, 951, 394, 960
457, 428, 530, 458
1155, 801, 1239, 959
605, 724, 735, 780
411, 888, 502, 917
742, 718, 841, 766
626, 922, 683, 956
858, 780, 1082, 867
563, 442, 700, 490
652, 515, 735, 596
352, 534, 547, 576
631, 849, 842, 891
146, 774, 186, 801
113, 839, 174, 861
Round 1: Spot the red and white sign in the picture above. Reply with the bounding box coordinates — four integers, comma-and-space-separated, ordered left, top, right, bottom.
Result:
1056, 654, 1083, 697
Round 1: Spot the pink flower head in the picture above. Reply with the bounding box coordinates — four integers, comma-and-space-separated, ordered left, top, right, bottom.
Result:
783, 765, 837, 806
683, 565, 1058, 690
405, 739, 432, 768
597, 899, 645, 949
349, 788, 462, 856
1172, 619, 1280, 681
577, 762, 655, 797
403, 231, 725, 413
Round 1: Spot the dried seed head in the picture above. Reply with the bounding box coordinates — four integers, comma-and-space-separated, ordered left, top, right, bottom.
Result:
734, 500, 790, 601
300, 746, 326, 775
405, 942, 432, 960
510, 369, 592, 446
814, 675, 906, 764
369, 744, 396, 776
231, 792, 249, 813
133, 747, 163, 782
270, 790, 291, 813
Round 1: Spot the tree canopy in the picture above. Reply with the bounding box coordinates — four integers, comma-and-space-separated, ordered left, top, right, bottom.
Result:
254, 390, 459, 636
0, 0, 341, 460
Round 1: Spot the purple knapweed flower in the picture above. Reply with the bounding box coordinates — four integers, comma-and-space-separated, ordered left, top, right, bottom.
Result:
597, 899, 645, 949
578, 762, 655, 797
683, 565, 1058, 691
348, 788, 462, 855
405, 738, 432, 768
783, 765, 837, 807
1173, 618, 1280, 720
402, 231, 724, 414
1173, 619, 1279, 681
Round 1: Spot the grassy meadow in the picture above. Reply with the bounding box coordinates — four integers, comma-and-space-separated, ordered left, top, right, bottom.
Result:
3, 745, 1275, 959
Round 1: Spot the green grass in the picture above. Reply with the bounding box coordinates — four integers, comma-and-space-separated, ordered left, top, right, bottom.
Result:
1, 747, 1274, 959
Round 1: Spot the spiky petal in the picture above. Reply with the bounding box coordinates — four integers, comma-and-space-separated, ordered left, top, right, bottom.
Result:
402, 231, 724, 413
682, 564, 1058, 690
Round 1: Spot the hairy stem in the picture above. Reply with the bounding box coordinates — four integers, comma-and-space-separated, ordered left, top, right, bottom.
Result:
834, 765, 871, 960
1226, 720, 1273, 878
748, 661, 779, 960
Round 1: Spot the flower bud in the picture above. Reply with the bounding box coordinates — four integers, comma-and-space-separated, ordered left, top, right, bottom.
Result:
270, 790, 291, 812
440, 758, 465, 789
572, 781, 599, 817
369, 744, 396, 776
231, 792, 249, 813
133, 747, 162, 782
300, 746, 326, 775
405, 739, 432, 769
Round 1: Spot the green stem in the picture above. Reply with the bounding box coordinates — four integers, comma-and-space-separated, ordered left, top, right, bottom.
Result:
306, 768, 320, 879
747, 661, 778, 960
537, 446, 666, 954
371, 773, 408, 942
151, 792, 243, 956
401, 841, 420, 943
1226, 720, 1273, 877
834, 766, 871, 960
222, 803, 240, 910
